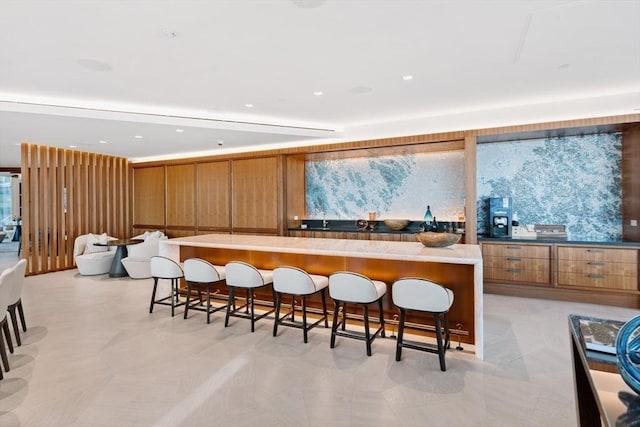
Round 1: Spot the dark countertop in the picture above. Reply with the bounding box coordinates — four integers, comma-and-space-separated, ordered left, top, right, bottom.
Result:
478, 235, 640, 247
289, 219, 465, 235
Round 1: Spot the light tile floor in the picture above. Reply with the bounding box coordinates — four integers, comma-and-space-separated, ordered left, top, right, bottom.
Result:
0, 258, 637, 426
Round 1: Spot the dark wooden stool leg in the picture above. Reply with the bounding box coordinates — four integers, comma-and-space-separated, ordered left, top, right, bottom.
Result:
396, 309, 406, 361
435, 314, 446, 371
302, 296, 308, 343
330, 301, 340, 349
321, 289, 328, 328
378, 298, 386, 338
364, 305, 372, 356
184, 281, 192, 320
149, 277, 159, 313
225, 287, 235, 327
273, 292, 281, 337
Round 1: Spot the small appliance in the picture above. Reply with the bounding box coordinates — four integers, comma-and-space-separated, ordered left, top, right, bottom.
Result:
488, 197, 512, 238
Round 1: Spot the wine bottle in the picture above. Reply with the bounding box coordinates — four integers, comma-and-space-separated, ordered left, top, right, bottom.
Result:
430, 216, 439, 232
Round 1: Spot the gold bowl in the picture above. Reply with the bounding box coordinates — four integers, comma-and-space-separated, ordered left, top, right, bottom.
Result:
416, 232, 461, 247
383, 219, 410, 231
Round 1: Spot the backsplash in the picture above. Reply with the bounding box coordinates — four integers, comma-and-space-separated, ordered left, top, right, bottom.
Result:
305, 151, 465, 220
476, 133, 622, 240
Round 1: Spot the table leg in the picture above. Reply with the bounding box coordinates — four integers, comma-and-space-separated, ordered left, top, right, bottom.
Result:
109, 245, 129, 277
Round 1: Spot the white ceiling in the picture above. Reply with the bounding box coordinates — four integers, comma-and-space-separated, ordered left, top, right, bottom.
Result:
1, 0, 639, 167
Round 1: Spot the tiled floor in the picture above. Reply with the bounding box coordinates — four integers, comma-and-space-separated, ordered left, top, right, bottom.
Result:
0, 254, 637, 426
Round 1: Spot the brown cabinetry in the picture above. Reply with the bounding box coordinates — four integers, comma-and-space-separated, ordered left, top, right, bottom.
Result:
133, 166, 165, 229
197, 161, 230, 231
482, 243, 551, 285
232, 157, 280, 233
557, 246, 638, 290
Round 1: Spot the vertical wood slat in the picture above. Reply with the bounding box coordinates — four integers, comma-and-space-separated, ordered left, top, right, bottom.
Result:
21, 144, 131, 275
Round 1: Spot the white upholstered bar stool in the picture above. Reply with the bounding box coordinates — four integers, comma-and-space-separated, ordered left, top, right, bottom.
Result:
392, 277, 454, 371
6, 259, 27, 347
224, 261, 275, 332
272, 266, 329, 343
0, 268, 13, 379
183, 258, 227, 324
149, 256, 185, 317
328, 272, 386, 357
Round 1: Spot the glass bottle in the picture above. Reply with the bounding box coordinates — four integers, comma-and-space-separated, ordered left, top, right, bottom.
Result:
423, 205, 433, 230
430, 216, 439, 232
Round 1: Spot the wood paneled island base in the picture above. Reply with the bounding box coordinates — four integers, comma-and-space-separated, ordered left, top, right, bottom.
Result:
160, 234, 484, 359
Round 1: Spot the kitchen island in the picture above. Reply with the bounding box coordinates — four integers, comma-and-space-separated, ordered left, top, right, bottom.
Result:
160, 234, 484, 359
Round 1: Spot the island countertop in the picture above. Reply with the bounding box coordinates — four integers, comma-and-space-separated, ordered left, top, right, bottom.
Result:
163, 233, 482, 265
160, 234, 484, 359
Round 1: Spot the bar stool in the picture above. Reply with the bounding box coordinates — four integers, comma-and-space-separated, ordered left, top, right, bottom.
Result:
6, 259, 27, 346
183, 258, 227, 324
328, 271, 386, 356
272, 266, 329, 343
224, 261, 275, 332
392, 277, 454, 371
149, 256, 185, 317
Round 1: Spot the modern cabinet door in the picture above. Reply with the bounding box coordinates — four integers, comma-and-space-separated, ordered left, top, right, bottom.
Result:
557, 246, 638, 290
133, 166, 165, 229
197, 161, 230, 231
232, 157, 280, 233
482, 243, 551, 285
166, 164, 196, 228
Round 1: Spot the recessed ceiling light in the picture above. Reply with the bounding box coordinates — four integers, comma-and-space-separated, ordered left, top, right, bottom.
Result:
99, 140, 108, 144
134, 135, 143, 139
175, 129, 184, 133
68, 145, 77, 148
558, 63, 570, 69
161, 28, 177, 38
245, 103, 254, 108
313, 91, 324, 96
402, 75, 414, 81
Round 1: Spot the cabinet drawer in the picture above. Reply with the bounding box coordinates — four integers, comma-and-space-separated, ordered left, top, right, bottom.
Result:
483, 256, 550, 271
557, 271, 638, 290
482, 243, 550, 259
557, 260, 638, 277
484, 264, 550, 284
558, 247, 638, 263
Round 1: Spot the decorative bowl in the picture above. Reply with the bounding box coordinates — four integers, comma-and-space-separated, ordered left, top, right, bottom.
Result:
383, 219, 410, 231
416, 232, 461, 247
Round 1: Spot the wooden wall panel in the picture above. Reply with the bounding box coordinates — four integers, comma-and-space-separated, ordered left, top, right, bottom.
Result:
21, 144, 130, 275
166, 164, 195, 227
196, 161, 230, 230
132, 166, 165, 228
623, 126, 640, 241
231, 156, 280, 231
285, 155, 306, 228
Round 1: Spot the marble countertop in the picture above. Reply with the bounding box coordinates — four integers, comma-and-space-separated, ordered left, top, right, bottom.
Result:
164, 234, 482, 265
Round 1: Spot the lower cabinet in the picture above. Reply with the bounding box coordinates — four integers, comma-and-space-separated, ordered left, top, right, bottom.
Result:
557, 246, 638, 290
482, 243, 551, 285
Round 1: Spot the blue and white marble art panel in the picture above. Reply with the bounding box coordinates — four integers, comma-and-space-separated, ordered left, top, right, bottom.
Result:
477, 133, 622, 240
305, 151, 465, 220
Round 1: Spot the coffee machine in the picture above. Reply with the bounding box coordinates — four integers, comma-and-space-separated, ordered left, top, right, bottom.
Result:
488, 197, 512, 238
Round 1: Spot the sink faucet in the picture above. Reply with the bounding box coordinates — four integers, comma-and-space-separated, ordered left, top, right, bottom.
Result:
322, 212, 328, 228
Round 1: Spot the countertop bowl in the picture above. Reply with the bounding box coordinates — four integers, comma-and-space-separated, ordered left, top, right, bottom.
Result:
383, 219, 410, 231
416, 232, 461, 247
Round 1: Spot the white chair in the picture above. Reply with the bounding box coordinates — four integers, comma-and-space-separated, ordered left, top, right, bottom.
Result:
6, 259, 27, 347
149, 256, 185, 317
121, 232, 167, 279
73, 233, 117, 275
183, 258, 227, 324
392, 277, 454, 371
224, 261, 274, 332
0, 268, 14, 379
329, 271, 386, 356
272, 266, 329, 343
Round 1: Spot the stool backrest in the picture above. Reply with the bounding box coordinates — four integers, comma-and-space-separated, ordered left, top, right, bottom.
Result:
392, 278, 453, 312
184, 258, 223, 283
225, 261, 264, 287
273, 266, 315, 294
0, 268, 11, 317
329, 271, 379, 303
150, 256, 184, 279
7, 259, 27, 304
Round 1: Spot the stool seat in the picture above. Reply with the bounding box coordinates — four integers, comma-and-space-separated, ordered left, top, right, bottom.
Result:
224, 261, 275, 332
149, 256, 185, 317
329, 271, 386, 356
183, 258, 227, 324
272, 266, 329, 343
392, 277, 454, 371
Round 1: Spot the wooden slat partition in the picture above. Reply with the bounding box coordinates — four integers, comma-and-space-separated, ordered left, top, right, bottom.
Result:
21, 144, 130, 275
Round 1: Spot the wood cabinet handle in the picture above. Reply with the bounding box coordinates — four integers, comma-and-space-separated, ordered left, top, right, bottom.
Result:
506, 246, 521, 250
587, 261, 605, 266
587, 274, 605, 279
507, 257, 522, 262
506, 268, 522, 273
586, 249, 604, 253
